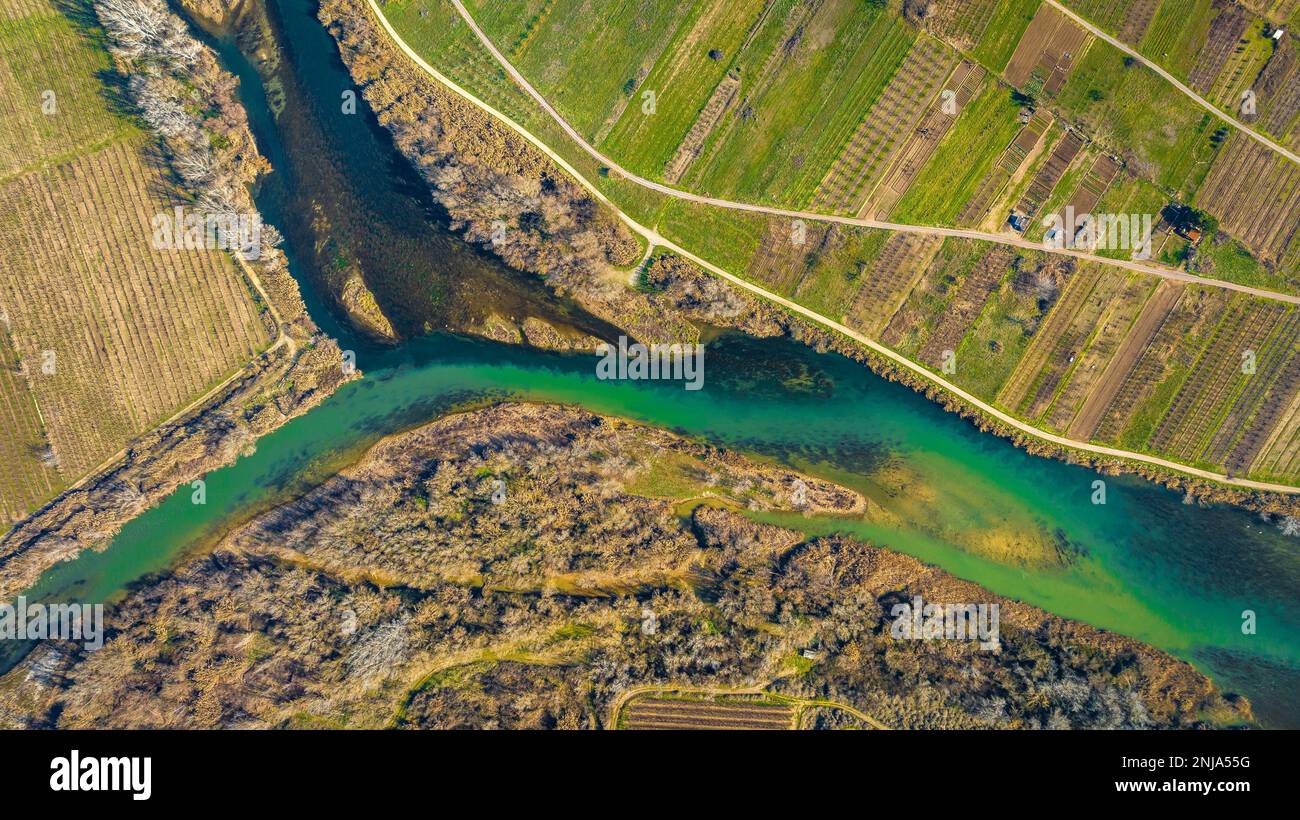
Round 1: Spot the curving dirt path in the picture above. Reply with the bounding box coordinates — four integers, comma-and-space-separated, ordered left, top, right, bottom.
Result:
365, 0, 1300, 495
1045, 0, 1300, 167
440, 0, 1300, 305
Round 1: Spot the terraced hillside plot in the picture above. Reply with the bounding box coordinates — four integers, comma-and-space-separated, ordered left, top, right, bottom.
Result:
1195, 133, 1300, 267
622, 696, 793, 729
1003, 3, 1091, 93
680, 0, 917, 208
810, 35, 957, 215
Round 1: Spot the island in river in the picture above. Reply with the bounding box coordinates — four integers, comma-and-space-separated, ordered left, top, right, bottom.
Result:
0, 404, 1248, 729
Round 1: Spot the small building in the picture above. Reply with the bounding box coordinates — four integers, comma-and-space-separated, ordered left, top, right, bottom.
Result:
1008, 211, 1031, 232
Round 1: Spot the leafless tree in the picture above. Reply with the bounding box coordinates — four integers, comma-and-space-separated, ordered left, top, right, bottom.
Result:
93, 0, 200, 68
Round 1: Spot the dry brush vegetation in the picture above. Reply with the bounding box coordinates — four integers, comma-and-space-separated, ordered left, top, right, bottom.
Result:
0, 403, 1249, 730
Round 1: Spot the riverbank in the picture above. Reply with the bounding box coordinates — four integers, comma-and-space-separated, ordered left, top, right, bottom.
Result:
0, 403, 1249, 729
0, 0, 355, 601
330, 0, 1300, 513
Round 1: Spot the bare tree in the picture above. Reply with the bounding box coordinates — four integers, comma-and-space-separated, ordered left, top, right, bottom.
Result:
93, 0, 200, 68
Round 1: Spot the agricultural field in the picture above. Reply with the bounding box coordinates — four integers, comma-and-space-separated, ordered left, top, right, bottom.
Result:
1248, 33, 1300, 146
1140, 0, 1216, 80
956, 111, 1056, 229
790, 225, 891, 318
1003, 2, 1092, 95
889, 76, 1022, 225
1195, 133, 1300, 269
914, 0, 1044, 76
389, 0, 1300, 487
1059, 0, 1132, 35
461, 0, 695, 141
1015, 129, 1087, 224
744, 215, 834, 294
1116, 0, 1163, 45
1055, 42, 1221, 194
879, 238, 1000, 357
844, 233, 943, 337
600, 0, 770, 181
678, 0, 918, 207
810, 35, 958, 215
859, 59, 984, 219
0, 0, 272, 525
1145, 297, 1300, 469
620, 694, 794, 730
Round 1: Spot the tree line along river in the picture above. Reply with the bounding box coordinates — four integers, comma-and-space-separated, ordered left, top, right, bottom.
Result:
9, 0, 1298, 727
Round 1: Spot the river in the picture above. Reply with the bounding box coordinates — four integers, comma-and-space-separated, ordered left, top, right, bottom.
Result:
10, 0, 1300, 728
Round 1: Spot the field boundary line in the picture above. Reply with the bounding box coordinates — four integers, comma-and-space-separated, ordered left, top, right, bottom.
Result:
366, 0, 1300, 495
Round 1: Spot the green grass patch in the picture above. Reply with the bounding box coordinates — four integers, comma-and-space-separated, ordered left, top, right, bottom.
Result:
687, 0, 915, 208
1056, 47, 1221, 195
970, 0, 1041, 72
891, 81, 1022, 225
465, 0, 693, 140
656, 198, 766, 274
792, 227, 891, 318
952, 277, 1042, 398
1140, 0, 1214, 80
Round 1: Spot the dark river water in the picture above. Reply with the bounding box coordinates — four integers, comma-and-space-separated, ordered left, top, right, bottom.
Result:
9, 0, 1299, 728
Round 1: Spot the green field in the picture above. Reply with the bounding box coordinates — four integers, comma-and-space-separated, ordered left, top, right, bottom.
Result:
1056, 45, 1221, 195
464, 0, 693, 140
970, 0, 1041, 71
952, 268, 1046, 399
682, 0, 916, 207
598, 0, 769, 180
1139, 0, 1214, 80
890, 79, 1022, 226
